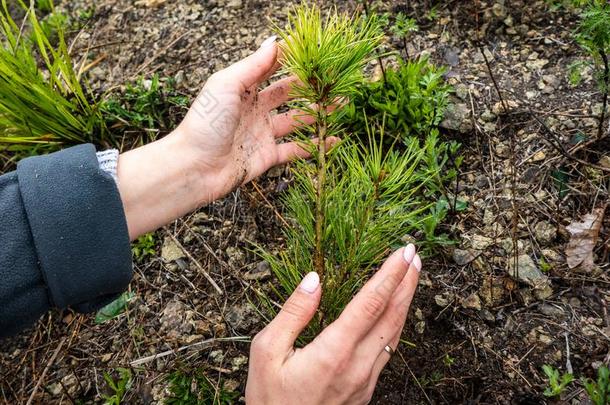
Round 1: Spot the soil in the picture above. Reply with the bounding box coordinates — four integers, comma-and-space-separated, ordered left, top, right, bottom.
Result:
1, 0, 609, 404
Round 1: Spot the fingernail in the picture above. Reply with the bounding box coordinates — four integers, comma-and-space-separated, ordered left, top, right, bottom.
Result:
260, 35, 277, 48
412, 254, 422, 273
299, 272, 320, 294
403, 244, 416, 264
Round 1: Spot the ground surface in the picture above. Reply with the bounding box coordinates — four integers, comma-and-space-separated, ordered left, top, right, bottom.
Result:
1, 0, 609, 404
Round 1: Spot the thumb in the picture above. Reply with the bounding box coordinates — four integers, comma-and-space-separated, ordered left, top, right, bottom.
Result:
265, 272, 321, 352
221, 36, 279, 90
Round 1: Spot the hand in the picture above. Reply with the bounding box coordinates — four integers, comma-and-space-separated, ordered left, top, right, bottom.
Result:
174, 35, 329, 202
246, 245, 422, 405
117, 37, 331, 239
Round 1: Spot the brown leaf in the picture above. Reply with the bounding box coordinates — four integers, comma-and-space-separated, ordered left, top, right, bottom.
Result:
565, 207, 606, 271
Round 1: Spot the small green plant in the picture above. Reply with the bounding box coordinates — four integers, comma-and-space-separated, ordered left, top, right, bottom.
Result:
101, 74, 189, 143
575, 0, 610, 139
35, 0, 53, 13
165, 370, 239, 405
343, 57, 452, 145
542, 365, 575, 398
102, 368, 132, 405
582, 365, 609, 405
0, 0, 108, 153
95, 291, 136, 324
389, 12, 419, 60
443, 354, 455, 368
539, 256, 552, 272
426, 5, 440, 22
131, 232, 157, 262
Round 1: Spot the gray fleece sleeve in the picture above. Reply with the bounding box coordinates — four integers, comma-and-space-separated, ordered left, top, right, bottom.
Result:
0, 144, 132, 338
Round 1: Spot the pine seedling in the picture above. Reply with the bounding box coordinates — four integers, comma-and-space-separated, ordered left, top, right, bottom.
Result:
0, 0, 107, 153
260, 4, 441, 341
576, 0, 610, 139
275, 3, 383, 281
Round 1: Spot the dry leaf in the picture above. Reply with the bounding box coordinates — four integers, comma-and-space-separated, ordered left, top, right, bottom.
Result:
565, 207, 606, 271
135, 0, 166, 7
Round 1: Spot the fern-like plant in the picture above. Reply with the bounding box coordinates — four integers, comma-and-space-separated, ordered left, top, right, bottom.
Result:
343, 56, 451, 145
0, 0, 107, 153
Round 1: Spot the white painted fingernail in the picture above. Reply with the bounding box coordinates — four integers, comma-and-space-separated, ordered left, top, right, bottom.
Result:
260, 35, 277, 48
299, 272, 320, 294
412, 254, 422, 272
403, 244, 416, 263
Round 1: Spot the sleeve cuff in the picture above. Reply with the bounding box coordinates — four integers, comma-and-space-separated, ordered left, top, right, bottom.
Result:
16, 144, 132, 311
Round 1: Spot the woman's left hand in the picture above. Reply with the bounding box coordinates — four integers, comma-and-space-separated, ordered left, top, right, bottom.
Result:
117, 37, 332, 239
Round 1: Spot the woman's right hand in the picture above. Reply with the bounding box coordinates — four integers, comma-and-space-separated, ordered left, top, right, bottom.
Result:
245, 245, 422, 405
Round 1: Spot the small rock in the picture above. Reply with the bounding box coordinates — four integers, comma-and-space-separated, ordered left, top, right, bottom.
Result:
508, 254, 547, 287
483, 122, 497, 133
455, 83, 469, 101
453, 248, 481, 265
471, 234, 494, 250
492, 2, 507, 18
209, 349, 225, 365
434, 293, 454, 307
531, 150, 546, 162
539, 333, 553, 345
538, 303, 564, 318
161, 237, 185, 262
444, 48, 460, 67
226, 246, 245, 268
480, 309, 495, 322
244, 261, 272, 281
461, 293, 482, 310
534, 221, 557, 244
160, 301, 194, 340
440, 102, 472, 133
267, 165, 284, 178
480, 109, 496, 122
415, 321, 425, 334
568, 297, 581, 307
225, 303, 260, 332
495, 142, 510, 158
492, 100, 518, 115
226, 0, 242, 8
231, 355, 248, 371
533, 284, 554, 300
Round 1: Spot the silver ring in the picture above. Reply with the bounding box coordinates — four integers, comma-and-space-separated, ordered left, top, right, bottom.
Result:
383, 345, 395, 356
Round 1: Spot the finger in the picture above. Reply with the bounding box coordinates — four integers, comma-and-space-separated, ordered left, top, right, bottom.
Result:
367, 328, 402, 395
259, 76, 301, 111
271, 103, 339, 139
218, 36, 279, 91
259, 41, 285, 84
262, 272, 322, 353
361, 254, 421, 365
275, 136, 340, 166
271, 109, 316, 138
329, 244, 418, 346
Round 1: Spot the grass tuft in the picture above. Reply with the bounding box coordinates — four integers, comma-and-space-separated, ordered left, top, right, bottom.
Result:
0, 0, 108, 154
